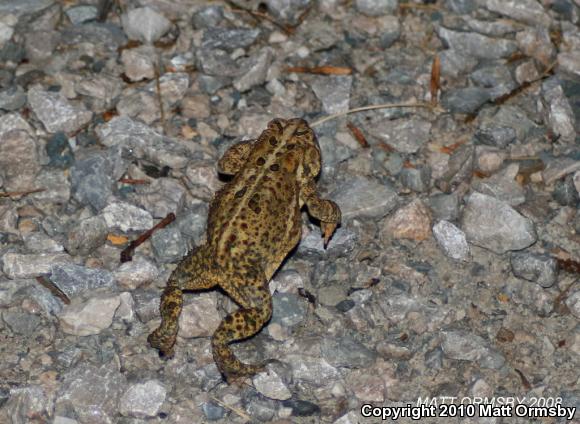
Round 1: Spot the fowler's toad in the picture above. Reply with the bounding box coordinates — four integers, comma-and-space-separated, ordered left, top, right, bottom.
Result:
148, 118, 341, 381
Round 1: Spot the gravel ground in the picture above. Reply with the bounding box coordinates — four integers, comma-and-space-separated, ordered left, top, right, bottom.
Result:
0, 0, 580, 423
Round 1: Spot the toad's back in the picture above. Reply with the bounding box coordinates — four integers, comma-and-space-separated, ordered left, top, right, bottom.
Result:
207, 118, 316, 279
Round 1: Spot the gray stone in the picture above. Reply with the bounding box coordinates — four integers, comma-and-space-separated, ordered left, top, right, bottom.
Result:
65, 215, 108, 256
253, 369, 292, 401
482, 0, 552, 27
2, 310, 41, 335
437, 27, 518, 60
58, 294, 121, 336
553, 174, 579, 206
120, 46, 156, 82
510, 252, 558, 288
59, 23, 127, 53
369, 117, 431, 154
116, 72, 189, 125
202, 27, 260, 52
70, 153, 115, 212
541, 77, 576, 144
2, 252, 72, 279
286, 354, 339, 386
298, 226, 357, 256
465, 19, 518, 37
101, 202, 153, 233
23, 232, 63, 253
151, 226, 187, 263
461, 192, 537, 254
197, 48, 244, 77
321, 335, 377, 368
11, 283, 64, 316
472, 163, 526, 206
133, 290, 160, 323
0, 200, 18, 235
45, 132, 73, 170
558, 51, 580, 79
234, 48, 273, 93
201, 401, 226, 421
310, 75, 352, 114
271, 293, 307, 328
399, 166, 431, 192
470, 65, 516, 100
114, 256, 159, 290
543, 157, 580, 185
266, 0, 312, 25
436, 145, 474, 191
0, 129, 40, 191
65, 5, 98, 24
122, 7, 172, 43
479, 105, 541, 143
330, 176, 398, 220
516, 28, 556, 68
427, 193, 459, 221
119, 380, 166, 418
192, 6, 224, 29
355, 0, 398, 16
433, 220, 470, 261
57, 364, 127, 424
282, 398, 321, 417
439, 49, 478, 78
27, 87, 92, 134
0, 85, 26, 111
50, 264, 116, 299
198, 75, 231, 94
441, 87, 490, 114
24, 30, 60, 62
441, 330, 505, 369
133, 177, 185, 219
2, 385, 50, 424
97, 117, 194, 170
566, 291, 580, 320
75, 75, 123, 112
0, 0, 55, 17
506, 277, 554, 316
446, 0, 475, 14
178, 292, 221, 338
474, 126, 516, 148
175, 204, 208, 247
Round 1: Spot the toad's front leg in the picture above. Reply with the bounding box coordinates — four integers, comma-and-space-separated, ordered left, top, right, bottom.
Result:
301, 180, 342, 245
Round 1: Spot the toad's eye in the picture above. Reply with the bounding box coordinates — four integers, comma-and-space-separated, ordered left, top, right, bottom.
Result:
293, 128, 309, 136
269, 119, 284, 132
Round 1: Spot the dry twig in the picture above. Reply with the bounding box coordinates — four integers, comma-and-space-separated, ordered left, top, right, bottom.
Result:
0, 188, 45, 198
36, 276, 70, 305
120, 213, 176, 263
285, 65, 352, 75
311, 102, 442, 127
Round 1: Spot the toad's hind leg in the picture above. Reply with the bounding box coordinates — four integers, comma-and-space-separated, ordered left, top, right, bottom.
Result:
211, 282, 272, 381
148, 246, 216, 357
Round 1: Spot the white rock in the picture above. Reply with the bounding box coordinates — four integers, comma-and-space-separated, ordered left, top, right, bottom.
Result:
119, 380, 167, 418
27, 87, 92, 134
253, 368, 292, 400
58, 295, 121, 336
433, 220, 470, 261
114, 256, 159, 290
2, 252, 72, 279
122, 7, 172, 43
179, 293, 221, 338
101, 202, 153, 232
